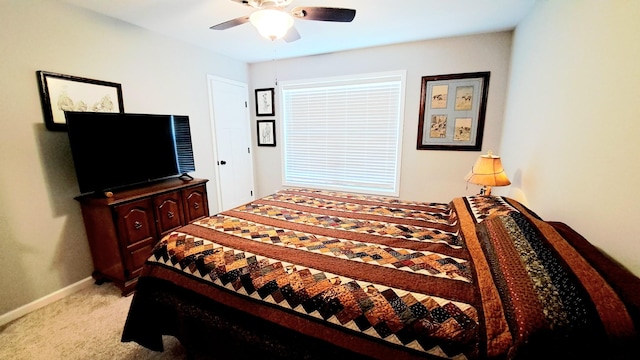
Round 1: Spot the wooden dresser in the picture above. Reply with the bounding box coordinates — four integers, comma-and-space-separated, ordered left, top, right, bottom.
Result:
75, 178, 209, 295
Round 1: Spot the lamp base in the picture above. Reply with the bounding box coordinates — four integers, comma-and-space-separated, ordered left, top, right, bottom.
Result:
479, 185, 492, 196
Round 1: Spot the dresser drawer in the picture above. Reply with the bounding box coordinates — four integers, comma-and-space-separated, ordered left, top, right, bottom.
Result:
127, 241, 155, 278
154, 190, 185, 237
183, 185, 209, 222
114, 198, 156, 247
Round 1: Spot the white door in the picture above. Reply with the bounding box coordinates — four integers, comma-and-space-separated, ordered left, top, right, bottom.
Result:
207, 76, 255, 211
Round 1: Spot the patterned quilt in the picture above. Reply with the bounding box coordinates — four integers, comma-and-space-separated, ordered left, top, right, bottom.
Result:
122, 189, 639, 359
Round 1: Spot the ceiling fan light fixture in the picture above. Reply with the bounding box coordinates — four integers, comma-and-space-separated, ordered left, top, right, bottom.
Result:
249, 9, 294, 40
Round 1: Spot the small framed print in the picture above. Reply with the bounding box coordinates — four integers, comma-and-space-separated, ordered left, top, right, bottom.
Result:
417, 72, 490, 151
36, 70, 125, 131
257, 120, 276, 147
255, 88, 275, 116
431, 85, 448, 109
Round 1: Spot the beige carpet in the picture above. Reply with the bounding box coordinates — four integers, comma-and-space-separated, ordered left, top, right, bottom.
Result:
0, 282, 188, 359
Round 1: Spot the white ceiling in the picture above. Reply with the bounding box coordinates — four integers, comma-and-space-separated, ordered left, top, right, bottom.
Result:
61, 0, 535, 64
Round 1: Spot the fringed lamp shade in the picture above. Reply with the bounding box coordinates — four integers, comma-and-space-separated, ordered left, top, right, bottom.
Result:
464, 151, 511, 195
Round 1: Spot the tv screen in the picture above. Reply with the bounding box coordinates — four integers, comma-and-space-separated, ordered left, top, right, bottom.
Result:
65, 111, 195, 195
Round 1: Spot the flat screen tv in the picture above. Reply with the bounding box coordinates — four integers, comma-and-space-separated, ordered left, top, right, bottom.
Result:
65, 111, 196, 195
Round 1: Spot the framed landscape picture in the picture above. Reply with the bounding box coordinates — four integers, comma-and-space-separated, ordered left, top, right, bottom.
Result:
417, 72, 490, 151
37, 71, 124, 131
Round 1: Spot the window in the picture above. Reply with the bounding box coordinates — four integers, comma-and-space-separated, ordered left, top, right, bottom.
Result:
281, 71, 406, 196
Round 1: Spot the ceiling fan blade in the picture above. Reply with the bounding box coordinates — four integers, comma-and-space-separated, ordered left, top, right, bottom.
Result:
283, 26, 301, 43
210, 16, 250, 30
291, 7, 356, 22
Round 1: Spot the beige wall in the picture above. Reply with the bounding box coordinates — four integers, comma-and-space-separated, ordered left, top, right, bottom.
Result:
0, 0, 248, 315
502, 1, 640, 275
248, 1, 640, 278
249, 32, 514, 202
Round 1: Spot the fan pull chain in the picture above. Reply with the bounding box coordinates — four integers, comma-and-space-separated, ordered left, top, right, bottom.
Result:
273, 48, 279, 87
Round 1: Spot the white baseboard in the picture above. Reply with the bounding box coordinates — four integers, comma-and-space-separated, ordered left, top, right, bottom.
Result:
0, 276, 94, 327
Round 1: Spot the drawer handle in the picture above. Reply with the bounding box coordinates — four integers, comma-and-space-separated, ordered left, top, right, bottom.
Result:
193, 202, 200, 210
134, 221, 143, 230
167, 211, 174, 219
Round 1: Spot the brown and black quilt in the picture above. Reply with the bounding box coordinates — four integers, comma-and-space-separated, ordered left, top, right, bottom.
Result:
122, 188, 640, 359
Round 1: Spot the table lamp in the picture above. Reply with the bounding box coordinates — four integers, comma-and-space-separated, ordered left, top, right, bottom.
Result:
464, 150, 511, 195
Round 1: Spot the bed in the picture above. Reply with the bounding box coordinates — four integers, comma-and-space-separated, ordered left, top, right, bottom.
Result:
121, 188, 640, 359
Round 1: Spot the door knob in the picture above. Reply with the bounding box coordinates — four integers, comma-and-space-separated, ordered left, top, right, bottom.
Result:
220, 160, 227, 165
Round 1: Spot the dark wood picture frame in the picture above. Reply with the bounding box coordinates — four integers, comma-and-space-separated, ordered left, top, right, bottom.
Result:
257, 120, 276, 147
37, 70, 125, 131
255, 88, 275, 117
417, 71, 490, 151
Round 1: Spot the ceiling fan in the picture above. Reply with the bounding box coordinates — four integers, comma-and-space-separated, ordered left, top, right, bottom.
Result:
210, 0, 356, 42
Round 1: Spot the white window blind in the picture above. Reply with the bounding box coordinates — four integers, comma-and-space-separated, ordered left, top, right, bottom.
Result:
281, 71, 405, 196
